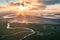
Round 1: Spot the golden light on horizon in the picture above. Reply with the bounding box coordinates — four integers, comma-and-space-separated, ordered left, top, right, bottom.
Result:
8, 0, 44, 24
11, 5, 29, 24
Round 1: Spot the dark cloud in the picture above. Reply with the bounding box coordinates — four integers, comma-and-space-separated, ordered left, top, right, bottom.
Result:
38, 0, 60, 5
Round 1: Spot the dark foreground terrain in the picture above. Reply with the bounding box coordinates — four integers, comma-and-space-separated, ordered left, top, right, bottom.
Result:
0, 20, 60, 40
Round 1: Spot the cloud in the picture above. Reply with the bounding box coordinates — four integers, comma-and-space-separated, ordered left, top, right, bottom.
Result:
38, 0, 60, 5
0, 0, 60, 16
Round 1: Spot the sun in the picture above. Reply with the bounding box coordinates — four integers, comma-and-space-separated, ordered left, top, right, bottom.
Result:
18, 5, 28, 11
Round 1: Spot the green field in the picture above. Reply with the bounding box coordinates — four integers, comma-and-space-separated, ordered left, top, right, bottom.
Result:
0, 21, 60, 40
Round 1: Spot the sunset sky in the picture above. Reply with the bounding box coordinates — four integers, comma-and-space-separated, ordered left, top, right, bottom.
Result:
0, 0, 60, 7
0, 0, 60, 5
0, 0, 60, 16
